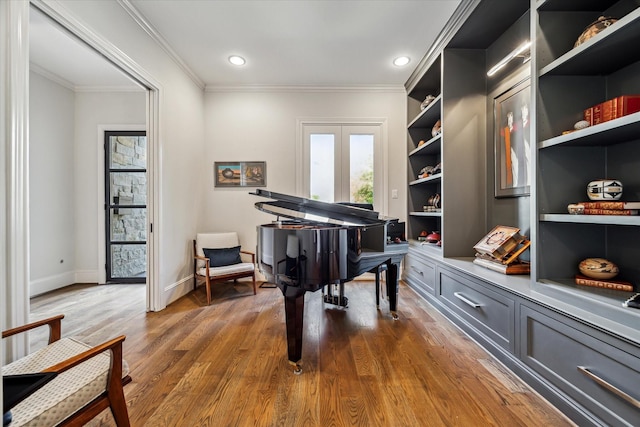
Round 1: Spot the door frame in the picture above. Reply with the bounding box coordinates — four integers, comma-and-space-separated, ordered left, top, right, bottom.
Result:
297, 118, 389, 214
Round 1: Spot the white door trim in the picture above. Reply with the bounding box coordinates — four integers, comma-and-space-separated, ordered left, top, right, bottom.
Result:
28, 0, 164, 311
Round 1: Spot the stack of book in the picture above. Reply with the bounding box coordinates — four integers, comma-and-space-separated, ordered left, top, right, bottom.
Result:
472, 225, 530, 275
583, 95, 640, 126
574, 201, 640, 216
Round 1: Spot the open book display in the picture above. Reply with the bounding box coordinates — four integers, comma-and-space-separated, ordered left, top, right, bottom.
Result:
472, 225, 530, 275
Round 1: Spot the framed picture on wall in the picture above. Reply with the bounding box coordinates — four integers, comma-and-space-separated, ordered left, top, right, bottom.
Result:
494, 78, 531, 198
214, 161, 267, 187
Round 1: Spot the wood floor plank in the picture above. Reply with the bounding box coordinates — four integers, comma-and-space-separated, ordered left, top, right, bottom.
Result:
26, 280, 575, 427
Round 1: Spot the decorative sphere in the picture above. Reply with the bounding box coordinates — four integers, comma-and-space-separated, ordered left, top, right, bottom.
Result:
579, 258, 619, 280
574, 120, 590, 130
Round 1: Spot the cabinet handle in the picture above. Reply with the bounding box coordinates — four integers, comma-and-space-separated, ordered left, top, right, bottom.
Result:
453, 292, 481, 308
577, 366, 640, 408
411, 266, 424, 275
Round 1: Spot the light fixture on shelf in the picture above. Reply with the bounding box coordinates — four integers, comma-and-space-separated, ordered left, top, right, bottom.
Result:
487, 40, 531, 77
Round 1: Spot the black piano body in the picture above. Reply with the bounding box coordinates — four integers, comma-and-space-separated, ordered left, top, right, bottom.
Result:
252, 189, 408, 373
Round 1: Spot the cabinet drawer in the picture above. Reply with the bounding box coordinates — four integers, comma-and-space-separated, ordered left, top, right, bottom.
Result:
521, 306, 640, 427
438, 269, 514, 352
404, 252, 435, 295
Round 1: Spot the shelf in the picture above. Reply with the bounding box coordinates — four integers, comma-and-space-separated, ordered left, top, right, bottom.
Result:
409, 173, 442, 186
410, 211, 442, 217
409, 135, 441, 156
407, 95, 441, 129
540, 214, 640, 226
538, 111, 640, 149
539, 9, 640, 77
537, 0, 620, 12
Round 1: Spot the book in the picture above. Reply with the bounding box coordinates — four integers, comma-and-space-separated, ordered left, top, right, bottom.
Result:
577, 201, 640, 210
616, 95, 640, 117
473, 225, 525, 260
473, 256, 530, 275
584, 95, 640, 126
582, 208, 638, 216
575, 274, 634, 292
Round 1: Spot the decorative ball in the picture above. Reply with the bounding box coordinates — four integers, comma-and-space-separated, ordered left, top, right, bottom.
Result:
574, 16, 618, 48
426, 231, 441, 243
587, 179, 622, 200
574, 120, 590, 130
579, 258, 619, 280
432, 120, 442, 137
420, 95, 436, 110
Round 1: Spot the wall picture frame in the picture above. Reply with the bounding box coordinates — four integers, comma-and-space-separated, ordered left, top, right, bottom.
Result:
494, 78, 531, 198
214, 161, 266, 187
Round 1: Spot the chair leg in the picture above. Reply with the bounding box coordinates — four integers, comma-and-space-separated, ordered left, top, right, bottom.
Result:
205, 277, 212, 305
108, 389, 131, 427
252, 273, 257, 295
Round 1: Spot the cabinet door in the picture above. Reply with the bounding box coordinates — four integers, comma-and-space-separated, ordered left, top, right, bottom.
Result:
404, 251, 436, 296
521, 305, 640, 426
438, 267, 515, 352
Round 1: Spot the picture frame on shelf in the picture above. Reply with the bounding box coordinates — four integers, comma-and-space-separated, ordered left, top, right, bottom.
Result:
214, 161, 267, 187
494, 78, 531, 198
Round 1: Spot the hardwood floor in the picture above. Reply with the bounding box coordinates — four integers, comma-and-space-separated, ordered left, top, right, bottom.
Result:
28, 280, 574, 427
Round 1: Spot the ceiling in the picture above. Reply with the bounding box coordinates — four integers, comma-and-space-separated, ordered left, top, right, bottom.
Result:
29, 0, 462, 90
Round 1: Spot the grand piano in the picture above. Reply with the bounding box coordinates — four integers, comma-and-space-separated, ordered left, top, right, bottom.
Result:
252, 189, 408, 373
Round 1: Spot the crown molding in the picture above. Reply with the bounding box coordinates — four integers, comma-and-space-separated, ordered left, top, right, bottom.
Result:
117, 0, 205, 90
29, 62, 75, 90
205, 84, 406, 94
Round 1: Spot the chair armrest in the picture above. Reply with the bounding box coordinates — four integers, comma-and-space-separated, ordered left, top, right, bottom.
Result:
42, 335, 127, 386
240, 250, 255, 263
2, 314, 64, 344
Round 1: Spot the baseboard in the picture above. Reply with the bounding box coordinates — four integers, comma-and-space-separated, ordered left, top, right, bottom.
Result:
30, 271, 76, 297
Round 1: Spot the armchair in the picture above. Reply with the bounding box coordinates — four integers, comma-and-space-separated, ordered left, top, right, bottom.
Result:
2, 314, 131, 426
193, 232, 257, 305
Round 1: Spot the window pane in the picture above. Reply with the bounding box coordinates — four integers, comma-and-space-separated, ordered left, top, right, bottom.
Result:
110, 244, 146, 278
349, 134, 374, 204
310, 134, 334, 202
109, 135, 146, 169
110, 208, 147, 241
110, 172, 147, 206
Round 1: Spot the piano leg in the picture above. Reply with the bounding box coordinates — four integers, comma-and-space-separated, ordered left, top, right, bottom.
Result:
385, 261, 400, 320
282, 288, 305, 374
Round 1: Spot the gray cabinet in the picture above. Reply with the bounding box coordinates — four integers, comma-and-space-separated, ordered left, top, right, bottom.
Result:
521, 305, 640, 426
402, 0, 640, 425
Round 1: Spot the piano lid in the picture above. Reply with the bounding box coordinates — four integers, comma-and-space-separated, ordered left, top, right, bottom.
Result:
251, 189, 388, 226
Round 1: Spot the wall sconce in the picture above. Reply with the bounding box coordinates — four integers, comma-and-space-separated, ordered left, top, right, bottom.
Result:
487, 40, 531, 77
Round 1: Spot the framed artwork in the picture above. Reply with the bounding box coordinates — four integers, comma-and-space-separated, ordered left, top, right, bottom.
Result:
494, 78, 531, 197
214, 161, 266, 187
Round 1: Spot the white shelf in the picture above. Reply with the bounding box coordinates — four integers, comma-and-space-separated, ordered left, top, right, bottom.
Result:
540, 214, 640, 226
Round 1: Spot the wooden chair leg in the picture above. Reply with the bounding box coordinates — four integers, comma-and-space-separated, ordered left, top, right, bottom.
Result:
252, 273, 257, 295
205, 277, 212, 305
108, 388, 131, 427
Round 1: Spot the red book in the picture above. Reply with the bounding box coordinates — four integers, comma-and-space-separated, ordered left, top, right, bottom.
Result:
583, 107, 593, 126
615, 95, 640, 118
578, 201, 640, 210
575, 274, 634, 292
583, 208, 639, 216
592, 103, 603, 125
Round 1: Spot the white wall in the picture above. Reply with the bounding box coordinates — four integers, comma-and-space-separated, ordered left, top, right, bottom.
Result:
29, 71, 76, 296
74, 90, 146, 283
201, 89, 408, 253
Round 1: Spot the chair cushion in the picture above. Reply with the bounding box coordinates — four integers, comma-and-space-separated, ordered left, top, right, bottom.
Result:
197, 262, 254, 278
203, 246, 241, 267
2, 337, 129, 427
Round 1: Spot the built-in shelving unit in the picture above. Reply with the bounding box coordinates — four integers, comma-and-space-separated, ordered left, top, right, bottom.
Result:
402, 0, 640, 425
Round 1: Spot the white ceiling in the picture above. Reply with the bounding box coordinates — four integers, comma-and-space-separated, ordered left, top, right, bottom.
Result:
29, 0, 462, 90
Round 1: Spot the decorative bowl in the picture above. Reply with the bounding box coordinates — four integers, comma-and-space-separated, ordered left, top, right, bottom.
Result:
426, 231, 441, 243
574, 16, 618, 48
579, 258, 619, 280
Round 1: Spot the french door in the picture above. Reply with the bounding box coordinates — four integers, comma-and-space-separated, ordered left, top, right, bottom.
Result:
104, 131, 147, 283
302, 124, 382, 209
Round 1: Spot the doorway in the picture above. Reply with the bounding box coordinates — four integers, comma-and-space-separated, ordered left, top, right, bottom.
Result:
105, 131, 147, 283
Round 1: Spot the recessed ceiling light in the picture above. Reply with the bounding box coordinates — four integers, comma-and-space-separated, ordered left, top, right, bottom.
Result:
228, 55, 246, 66
393, 56, 411, 67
